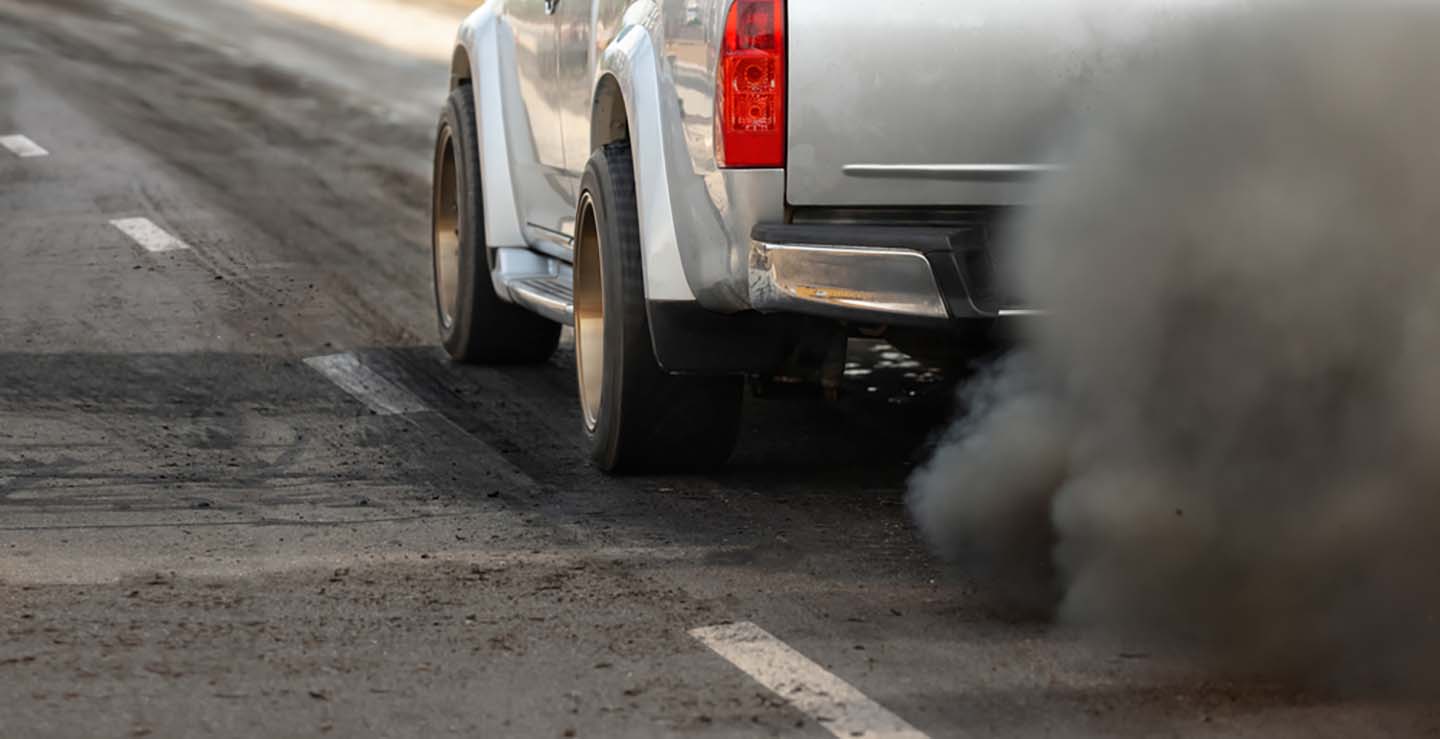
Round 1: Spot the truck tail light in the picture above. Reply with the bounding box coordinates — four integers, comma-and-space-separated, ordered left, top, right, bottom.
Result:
716, 0, 785, 168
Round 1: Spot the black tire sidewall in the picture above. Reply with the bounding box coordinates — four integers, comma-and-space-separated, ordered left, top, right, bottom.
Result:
581, 149, 633, 469
433, 89, 483, 359
432, 86, 560, 364
579, 143, 744, 472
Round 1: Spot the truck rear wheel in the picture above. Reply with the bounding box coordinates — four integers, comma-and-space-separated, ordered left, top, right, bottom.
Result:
432, 86, 560, 364
573, 143, 743, 473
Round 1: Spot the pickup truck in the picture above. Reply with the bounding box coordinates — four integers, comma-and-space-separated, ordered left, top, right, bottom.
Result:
430, 0, 1130, 472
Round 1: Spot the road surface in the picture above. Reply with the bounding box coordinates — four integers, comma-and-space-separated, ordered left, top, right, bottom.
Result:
0, 0, 1435, 737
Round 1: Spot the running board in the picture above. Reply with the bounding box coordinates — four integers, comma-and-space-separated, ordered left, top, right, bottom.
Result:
506, 275, 574, 326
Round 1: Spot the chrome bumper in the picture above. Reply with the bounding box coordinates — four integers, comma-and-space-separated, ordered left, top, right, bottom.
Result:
749, 240, 950, 323
747, 222, 1037, 324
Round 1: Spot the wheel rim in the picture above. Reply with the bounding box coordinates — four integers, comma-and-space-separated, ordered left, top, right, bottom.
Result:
574, 192, 605, 432
433, 130, 462, 331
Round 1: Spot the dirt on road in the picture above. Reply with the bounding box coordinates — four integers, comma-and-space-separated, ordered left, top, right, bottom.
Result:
1, 1, 1437, 737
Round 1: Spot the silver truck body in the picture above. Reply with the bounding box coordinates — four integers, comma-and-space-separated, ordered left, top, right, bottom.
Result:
449, 0, 1233, 361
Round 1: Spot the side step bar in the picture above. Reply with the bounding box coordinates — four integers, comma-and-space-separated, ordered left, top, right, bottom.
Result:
505, 274, 574, 326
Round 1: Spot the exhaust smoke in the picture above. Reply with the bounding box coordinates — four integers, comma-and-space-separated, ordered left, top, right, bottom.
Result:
910, 2, 1440, 690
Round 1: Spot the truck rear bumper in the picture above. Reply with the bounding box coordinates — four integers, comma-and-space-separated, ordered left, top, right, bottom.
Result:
749, 223, 1034, 326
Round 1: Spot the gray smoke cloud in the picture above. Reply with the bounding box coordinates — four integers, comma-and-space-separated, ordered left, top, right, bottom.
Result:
910, 2, 1440, 690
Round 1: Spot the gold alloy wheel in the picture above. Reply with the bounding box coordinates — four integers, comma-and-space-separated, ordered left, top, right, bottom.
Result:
433, 130, 462, 331
573, 192, 605, 433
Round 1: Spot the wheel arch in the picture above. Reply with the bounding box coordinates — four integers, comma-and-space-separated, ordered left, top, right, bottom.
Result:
450, 44, 472, 90
594, 26, 696, 303
451, 4, 527, 251
590, 73, 630, 153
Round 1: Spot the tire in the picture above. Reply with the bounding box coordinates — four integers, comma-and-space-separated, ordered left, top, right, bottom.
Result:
574, 143, 743, 473
432, 85, 560, 364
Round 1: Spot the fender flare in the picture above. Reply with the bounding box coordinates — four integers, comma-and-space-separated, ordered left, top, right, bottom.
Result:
595, 7, 698, 303
454, 5, 527, 251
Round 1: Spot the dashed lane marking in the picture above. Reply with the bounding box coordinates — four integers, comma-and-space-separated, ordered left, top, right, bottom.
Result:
110, 217, 192, 253
304, 353, 429, 416
1, 134, 49, 158
690, 622, 930, 739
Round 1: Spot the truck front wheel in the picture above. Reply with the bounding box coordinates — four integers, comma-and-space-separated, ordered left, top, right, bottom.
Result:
432, 86, 560, 364
573, 143, 743, 473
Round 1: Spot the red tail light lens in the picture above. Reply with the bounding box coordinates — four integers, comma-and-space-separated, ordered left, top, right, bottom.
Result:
716, 0, 785, 168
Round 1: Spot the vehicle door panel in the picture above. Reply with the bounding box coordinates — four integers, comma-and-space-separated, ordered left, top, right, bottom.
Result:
552, 0, 601, 238
503, 0, 574, 245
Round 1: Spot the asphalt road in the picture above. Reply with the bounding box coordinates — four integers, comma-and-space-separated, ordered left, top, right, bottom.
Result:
1, 1, 1437, 737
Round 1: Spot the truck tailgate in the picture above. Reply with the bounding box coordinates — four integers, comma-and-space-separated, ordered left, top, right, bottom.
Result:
785, 0, 1229, 207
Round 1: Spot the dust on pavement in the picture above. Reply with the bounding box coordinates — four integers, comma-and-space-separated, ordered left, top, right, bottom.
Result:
4, 0, 1440, 736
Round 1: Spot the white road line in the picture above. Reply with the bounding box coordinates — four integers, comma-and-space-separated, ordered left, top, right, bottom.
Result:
110, 217, 191, 253
1, 134, 49, 158
690, 622, 930, 739
303, 353, 429, 416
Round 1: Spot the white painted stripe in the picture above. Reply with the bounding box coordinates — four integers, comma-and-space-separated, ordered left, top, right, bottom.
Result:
1, 134, 49, 158
303, 353, 428, 416
690, 622, 930, 739
110, 217, 191, 253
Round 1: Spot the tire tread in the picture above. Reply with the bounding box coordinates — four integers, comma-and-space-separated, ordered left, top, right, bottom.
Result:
585, 142, 743, 472
435, 86, 560, 365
